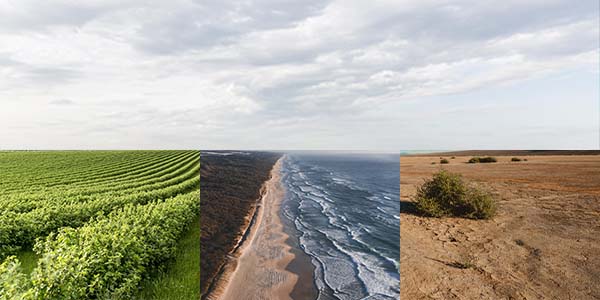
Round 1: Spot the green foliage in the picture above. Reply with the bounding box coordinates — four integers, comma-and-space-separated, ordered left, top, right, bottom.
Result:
440, 159, 449, 164
414, 170, 496, 219
0, 192, 198, 300
465, 188, 497, 219
0, 151, 199, 259
468, 156, 497, 163
0, 256, 31, 300
0, 151, 200, 299
511, 157, 521, 162
138, 215, 200, 299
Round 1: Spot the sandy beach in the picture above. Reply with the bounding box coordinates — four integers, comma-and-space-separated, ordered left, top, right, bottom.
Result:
209, 158, 299, 300
401, 155, 600, 299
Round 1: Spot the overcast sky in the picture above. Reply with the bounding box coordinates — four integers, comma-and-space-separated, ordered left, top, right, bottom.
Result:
1, 0, 598, 150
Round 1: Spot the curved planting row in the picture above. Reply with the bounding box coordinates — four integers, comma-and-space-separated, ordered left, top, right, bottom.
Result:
0, 171, 199, 258
0, 151, 182, 193
48, 151, 199, 197
43, 151, 192, 189
0, 155, 200, 214
0, 190, 199, 300
0, 151, 200, 261
50, 150, 197, 190
0, 151, 197, 206
0, 151, 147, 178
0, 151, 169, 183
2, 151, 186, 192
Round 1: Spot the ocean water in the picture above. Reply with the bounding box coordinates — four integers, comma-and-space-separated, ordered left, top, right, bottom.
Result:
280, 153, 400, 300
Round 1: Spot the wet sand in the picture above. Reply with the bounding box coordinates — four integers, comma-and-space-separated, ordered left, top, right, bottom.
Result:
401, 155, 600, 299
282, 199, 318, 300
212, 158, 300, 300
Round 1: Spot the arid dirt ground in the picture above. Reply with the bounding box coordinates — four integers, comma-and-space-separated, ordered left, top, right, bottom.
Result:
400, 155, 600, 300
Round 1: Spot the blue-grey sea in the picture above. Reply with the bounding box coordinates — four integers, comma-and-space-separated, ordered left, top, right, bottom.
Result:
281, 153, 400, 300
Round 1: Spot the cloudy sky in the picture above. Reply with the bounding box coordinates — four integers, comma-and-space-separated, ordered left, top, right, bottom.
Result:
1, 0, 598, 150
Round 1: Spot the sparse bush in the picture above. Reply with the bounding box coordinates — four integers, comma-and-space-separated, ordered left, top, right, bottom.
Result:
451, 156, 456, 159
523, 158, 528, 161
468, 156, 497, 163
480, 156, 497, 163
414, 170, 496, 219
511, 157, 521, 162
466, 188, 497, 219
431, 162, 436, 165
440, 159, 449, 164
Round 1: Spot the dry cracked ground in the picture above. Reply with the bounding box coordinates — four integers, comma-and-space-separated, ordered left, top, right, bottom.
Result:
400, 155, 600, 300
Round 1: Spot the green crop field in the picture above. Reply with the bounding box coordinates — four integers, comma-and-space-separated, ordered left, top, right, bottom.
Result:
0, 150, 200, 299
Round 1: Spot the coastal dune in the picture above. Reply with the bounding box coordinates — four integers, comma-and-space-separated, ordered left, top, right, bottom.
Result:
210, 158, 299, 300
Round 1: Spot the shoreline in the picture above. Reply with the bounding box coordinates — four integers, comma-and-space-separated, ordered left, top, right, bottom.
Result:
280, 167, 319, 300
207, 157, 302, 300
201, 176, 266, 300
201, 183, 264, 300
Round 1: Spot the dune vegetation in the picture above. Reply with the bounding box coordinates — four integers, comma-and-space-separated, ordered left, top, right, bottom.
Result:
200, 152, 280, 297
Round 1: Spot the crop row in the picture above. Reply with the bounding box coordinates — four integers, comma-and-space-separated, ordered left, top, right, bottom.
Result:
0, 151, 189, 193
0, 190, 199, 300
0, 171, 199, 258
42, 151, 193, 189
50, 150, 197, 190
0, 151, 198, 206
0, 151, 171, 184
0, 151, 172, 193
0, 155, 199, 214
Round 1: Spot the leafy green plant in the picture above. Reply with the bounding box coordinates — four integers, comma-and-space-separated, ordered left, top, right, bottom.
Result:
0, 151, 199, 259
0, 256, 31, 300
0, 191, 199, 300
0, 151, 201, 299
414, 170, 496, 219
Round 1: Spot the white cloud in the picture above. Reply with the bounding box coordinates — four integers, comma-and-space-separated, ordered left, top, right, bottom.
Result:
49, 98, 76, 105
0, 0, 597, 150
